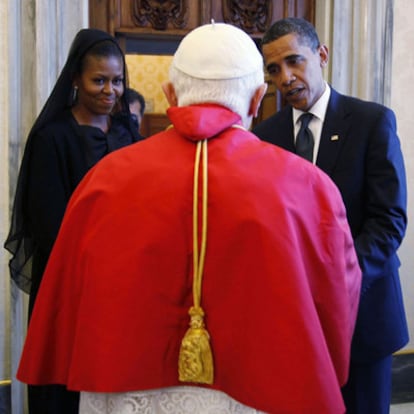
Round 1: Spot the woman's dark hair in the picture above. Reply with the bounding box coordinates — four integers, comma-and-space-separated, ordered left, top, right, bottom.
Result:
76, 39, 124, 75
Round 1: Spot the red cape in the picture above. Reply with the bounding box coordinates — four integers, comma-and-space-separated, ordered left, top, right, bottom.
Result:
18, 105, 361, 413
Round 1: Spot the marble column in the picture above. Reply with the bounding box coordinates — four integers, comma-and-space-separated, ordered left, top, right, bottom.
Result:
316, 0, 393, 105
0, 0, 12, 413
2, 1, 88, 413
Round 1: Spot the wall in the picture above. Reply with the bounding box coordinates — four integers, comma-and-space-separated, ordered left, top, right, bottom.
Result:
0, 0, 11, 411
316, 0, 414, 352
126, 54, 171, 114
391, 0, 414, 351
1, 2, 89, 413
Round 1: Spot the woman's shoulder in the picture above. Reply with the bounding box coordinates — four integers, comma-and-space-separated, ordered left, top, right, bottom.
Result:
35, 111, 75, 137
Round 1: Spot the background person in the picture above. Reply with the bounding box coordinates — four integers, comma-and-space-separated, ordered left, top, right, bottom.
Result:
125, 87, 146, 135
17, 23, 361, 414
4, 28, 141, 414
253, 17, 408, 414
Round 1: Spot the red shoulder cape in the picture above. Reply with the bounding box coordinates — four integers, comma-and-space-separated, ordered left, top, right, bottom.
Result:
18, 106, 361, 413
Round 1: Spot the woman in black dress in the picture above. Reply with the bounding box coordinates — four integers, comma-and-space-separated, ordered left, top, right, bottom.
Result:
4, 28, 141, 414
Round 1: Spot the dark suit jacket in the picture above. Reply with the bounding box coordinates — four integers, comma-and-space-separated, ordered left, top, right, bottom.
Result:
253, 87, 409, 362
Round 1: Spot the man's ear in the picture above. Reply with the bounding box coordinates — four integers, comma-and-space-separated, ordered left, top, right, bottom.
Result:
162, 82, 178, 107
249, 83, 268, 118
319, 44, 329, 68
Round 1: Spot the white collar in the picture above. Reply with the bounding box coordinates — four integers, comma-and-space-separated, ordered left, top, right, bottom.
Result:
293, 82, 331, 124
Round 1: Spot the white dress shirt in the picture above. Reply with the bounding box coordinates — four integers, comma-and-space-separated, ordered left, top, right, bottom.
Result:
293, 82, 331, 164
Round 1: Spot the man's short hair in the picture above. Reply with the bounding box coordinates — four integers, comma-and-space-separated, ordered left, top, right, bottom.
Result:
125, 88, 146, 117
262, 17, 320, 52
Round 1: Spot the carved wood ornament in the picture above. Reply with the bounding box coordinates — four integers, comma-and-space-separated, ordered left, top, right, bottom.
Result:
132, 0, 188, 30
222, 0, 272, 33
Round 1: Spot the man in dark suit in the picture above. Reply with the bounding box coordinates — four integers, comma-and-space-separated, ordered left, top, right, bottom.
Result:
253, 17, 409, 414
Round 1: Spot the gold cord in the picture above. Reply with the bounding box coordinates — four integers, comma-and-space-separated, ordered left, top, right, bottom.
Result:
178, 139, 214, 384
193, 139, 208, 308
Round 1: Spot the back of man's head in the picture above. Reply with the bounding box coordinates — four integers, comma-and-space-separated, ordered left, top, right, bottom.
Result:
169, 22, 264, 127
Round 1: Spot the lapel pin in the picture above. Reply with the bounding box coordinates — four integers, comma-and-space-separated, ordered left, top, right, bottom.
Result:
330, 135, 339, 141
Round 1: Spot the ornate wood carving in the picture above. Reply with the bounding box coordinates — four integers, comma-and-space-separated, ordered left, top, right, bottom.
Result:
222, 0, 272, 33
132, 0, 188, 30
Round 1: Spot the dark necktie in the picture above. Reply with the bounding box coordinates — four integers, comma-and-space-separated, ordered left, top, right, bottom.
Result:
296, 113, 314, 162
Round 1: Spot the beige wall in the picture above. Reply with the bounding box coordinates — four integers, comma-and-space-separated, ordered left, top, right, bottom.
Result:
0, 0, 11, 389
316, 0, 414, 352
392, 0, 414, 351
1, 3, 89, 412
126, 54, 171, 114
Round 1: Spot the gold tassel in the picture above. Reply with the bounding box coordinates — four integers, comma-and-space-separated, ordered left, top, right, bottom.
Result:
178, 306, 214, 384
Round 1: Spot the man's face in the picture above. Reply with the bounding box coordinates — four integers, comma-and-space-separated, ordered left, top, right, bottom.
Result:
262, 33, 328, 111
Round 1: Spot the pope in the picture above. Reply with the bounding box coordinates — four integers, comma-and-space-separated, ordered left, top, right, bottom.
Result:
17, 23, 361, 414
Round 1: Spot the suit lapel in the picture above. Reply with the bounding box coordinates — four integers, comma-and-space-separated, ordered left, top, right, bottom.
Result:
316, 88, 351, 175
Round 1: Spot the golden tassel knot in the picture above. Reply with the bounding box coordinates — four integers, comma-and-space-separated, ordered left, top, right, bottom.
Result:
189, 306, 205, 328
178, 306, 214, 384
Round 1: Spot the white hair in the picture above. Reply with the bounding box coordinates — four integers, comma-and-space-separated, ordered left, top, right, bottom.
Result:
169, 65, 264, 129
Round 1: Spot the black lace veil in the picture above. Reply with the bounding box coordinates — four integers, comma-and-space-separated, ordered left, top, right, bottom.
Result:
4, 28, 138, 293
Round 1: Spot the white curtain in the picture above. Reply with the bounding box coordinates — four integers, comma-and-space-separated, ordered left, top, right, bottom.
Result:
2, 2, 88, 413
316, 0, 393, 105
0, 0, 12, 411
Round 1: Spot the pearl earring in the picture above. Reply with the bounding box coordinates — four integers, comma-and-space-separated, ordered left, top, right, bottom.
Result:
72, 86, 78, 104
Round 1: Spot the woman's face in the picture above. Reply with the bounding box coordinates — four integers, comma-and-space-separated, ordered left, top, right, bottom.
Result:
74, 54, 124, 116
